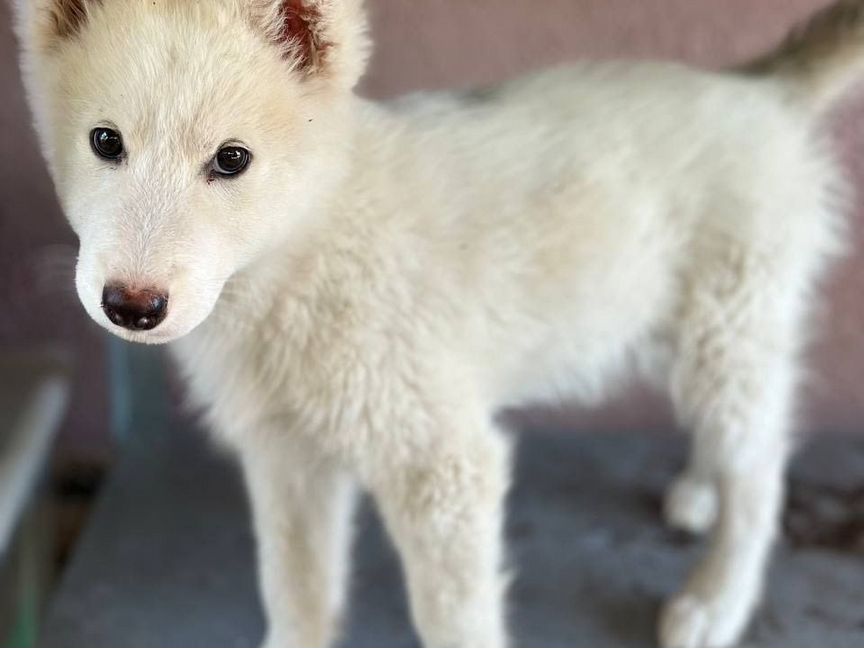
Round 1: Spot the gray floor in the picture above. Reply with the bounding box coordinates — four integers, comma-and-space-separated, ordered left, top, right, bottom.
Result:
39, 422, 864, 648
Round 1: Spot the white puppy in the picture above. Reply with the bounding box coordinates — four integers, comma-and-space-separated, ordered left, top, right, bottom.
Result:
14, 1, 862, 646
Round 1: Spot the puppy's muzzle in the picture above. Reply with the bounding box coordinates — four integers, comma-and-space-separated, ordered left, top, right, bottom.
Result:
101, 284, 169, 331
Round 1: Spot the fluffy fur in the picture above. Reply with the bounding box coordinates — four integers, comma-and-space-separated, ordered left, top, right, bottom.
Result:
14, 1, 862, 647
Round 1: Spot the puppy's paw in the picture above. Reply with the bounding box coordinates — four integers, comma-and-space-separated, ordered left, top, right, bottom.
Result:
664, 476, 717, 535
658, 593, 747, 648
257, 633, 295, 648
258, 635, 287, 648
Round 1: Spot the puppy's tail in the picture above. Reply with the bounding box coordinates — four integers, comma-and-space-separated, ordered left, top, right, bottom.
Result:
743, 0, 864, 114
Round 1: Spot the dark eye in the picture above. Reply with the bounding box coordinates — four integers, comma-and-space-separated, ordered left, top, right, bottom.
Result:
211, 146, 251, 177
90, 127, 124, 160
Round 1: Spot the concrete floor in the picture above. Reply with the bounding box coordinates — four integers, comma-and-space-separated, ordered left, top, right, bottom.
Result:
38, 423, 864, 648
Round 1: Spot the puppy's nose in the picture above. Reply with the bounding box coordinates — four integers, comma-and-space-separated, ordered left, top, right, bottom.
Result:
101, 284, 169, 331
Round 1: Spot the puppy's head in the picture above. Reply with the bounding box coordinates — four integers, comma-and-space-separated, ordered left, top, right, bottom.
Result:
16, 0, 370, 343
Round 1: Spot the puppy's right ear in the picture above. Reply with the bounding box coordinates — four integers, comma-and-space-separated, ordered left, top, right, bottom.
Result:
15, 0, 101, 52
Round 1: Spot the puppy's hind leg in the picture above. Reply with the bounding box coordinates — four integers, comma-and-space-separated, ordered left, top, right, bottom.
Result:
659, 249, 802, 648
664, 433, 720, 535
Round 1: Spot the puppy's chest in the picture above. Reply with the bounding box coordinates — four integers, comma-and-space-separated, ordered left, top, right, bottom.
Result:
171, 293, 385, 450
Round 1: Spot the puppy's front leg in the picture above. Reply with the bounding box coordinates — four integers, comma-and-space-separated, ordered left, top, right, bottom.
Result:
240, 437, 357, 648
367, 425, 512, 648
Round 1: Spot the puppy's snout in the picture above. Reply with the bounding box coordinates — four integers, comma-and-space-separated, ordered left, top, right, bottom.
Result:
101, 284, 169, 331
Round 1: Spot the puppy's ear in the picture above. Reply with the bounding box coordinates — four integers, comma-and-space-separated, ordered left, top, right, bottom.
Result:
42, 0, 98, 41
249, 0, 371, 89
15, 0, 101, 51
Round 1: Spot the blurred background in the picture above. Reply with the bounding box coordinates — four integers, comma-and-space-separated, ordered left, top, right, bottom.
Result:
0, 1, 862, 647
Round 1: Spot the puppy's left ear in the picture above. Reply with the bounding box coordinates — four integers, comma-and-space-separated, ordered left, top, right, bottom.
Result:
250, 0, 371, 90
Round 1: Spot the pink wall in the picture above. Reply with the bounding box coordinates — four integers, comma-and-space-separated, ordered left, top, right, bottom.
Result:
0, 1, 860, 462
0, 0, 109, 462
361, 0, 822, 96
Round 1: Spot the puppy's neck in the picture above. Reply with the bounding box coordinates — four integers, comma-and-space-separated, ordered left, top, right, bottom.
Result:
195, 98, 389, 334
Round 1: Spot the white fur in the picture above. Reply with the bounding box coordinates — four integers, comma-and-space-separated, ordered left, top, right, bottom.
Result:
15, 1, 856, 647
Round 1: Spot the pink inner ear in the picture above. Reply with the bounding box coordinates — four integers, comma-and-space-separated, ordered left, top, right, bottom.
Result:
280, 0, 321, 68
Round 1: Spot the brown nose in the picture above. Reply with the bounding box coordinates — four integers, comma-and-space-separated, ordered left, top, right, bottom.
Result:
101, 285, 169, 331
